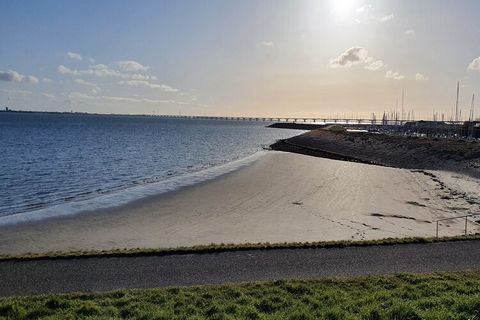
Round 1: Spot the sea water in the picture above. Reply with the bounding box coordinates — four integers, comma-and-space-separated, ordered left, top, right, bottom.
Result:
0, 112, 302, 224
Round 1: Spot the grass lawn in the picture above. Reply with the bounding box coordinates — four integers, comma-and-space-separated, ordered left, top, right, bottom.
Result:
1, 272, 480, 319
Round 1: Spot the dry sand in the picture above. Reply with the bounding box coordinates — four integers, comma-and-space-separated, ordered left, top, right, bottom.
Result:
1, 152, 479, 256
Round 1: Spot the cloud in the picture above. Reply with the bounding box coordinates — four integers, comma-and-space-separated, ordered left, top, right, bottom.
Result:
262, 41, 275, 47
130, 74, 157, 81
42, 93, 55, 99
102, 95, 207, 107
58, 64, 121, 77
89, 64, 108, 70
102, 96, 173, 103
67, 52, 83, 61
467, 57, 480, 71
355, 5, 393, 24
115, 60, 149, 72
119, 80, 178, 92
379, 14, 394, 22
0, 70, 24, 82
385, 70, 404, 80
74, 78, 100, 90
68, 92, 96, 100
58, 65, 77, 75
0, 70, 39, 84
25, 75, 39, 84
356, 5, 372, 13
404, 29, 416, 36
365, 60, 386, 71
43, 77, 53, 83
57, 64, 158, 80
415, 73, 428, 81
102, 96, 141, 103
329, 47, 369, 68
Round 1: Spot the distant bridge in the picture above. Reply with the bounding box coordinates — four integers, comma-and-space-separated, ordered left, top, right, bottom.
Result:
155, 114, 408, 126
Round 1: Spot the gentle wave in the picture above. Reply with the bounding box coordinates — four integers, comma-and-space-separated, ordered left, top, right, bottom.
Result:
0, 151, 269, 226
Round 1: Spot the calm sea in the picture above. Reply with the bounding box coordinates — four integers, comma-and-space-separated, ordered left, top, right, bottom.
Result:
0, 112, 302, 224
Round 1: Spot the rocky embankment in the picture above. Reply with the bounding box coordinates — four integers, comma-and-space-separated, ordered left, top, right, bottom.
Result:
271, 128, 480, 179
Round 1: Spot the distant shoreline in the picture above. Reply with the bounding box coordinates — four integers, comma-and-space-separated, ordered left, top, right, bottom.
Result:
0, 109, 282, 121
0, 109, 166, 118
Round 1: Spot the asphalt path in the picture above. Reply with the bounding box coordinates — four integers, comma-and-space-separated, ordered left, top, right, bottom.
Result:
1, 240, 479, 297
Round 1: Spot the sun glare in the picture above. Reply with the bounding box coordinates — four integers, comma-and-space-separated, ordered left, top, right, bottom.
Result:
330, 0, 358, 20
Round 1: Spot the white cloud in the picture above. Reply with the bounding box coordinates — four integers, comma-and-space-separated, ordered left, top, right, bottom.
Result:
102, 95, 206, 107
89, 64, 108, 70
355, 5, 393, 24
329, 47, 369, 68
415, 73, 428, 81
405, 29, 416, 36
0, 70, 24, 82
68, 92, 96, 100
386, 70, 404, 80
379, 14, 394, 22
365, 60, 386, 71
158, 84, 178, 92
58, 64, 121, 77
115, 60, 149, 72
43, 77, 53, 83
67, 52, 83, 61
58, 65, 77, 75
262, 41, 275, 47
102, 96, 140, 103
130, 74, 157, 81
42, 93, 55, 99
467, 57, 480, 71
356, 5, 372, 13
0, 70, 38, 84
57, 64, 158, 80
119, 80, 151, 87
102, 96, 172, 103
74, 78, 100, 90
87, 65, 121, 77
25, 75, 39, 84
119, 80, 178, 92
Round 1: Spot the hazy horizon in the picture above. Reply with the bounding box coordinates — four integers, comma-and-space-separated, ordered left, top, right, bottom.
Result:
1, 0, 480, 119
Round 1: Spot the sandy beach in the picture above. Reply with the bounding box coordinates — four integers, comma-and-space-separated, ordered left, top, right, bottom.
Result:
1, 151, 479, 256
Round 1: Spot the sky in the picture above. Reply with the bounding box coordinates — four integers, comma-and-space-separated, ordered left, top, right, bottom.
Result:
1, 0, 480, 119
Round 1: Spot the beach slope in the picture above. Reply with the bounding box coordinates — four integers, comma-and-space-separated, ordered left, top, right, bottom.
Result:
0, 152, 478, 255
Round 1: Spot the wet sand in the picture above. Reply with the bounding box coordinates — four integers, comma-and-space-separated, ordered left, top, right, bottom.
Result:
1, 152, 478, 256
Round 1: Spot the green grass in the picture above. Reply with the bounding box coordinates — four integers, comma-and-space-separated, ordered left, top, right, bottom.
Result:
1, 272, 480, 319
1, 234, 479, 261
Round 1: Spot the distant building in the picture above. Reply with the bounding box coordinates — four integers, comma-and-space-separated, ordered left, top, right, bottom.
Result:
5, 107, 9, 112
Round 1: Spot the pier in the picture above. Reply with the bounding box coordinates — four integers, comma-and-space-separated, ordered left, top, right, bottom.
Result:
156, 114, 480, 139
156, 114, 409, 126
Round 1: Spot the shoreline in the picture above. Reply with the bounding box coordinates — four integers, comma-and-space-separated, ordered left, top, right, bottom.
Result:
0, 150, 271, 227
1, 151, 479, 256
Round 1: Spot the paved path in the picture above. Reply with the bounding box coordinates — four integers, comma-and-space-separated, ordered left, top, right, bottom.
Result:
1, 241, 479, 297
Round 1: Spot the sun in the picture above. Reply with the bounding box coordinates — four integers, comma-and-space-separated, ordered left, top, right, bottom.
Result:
330, 0, 358, 20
